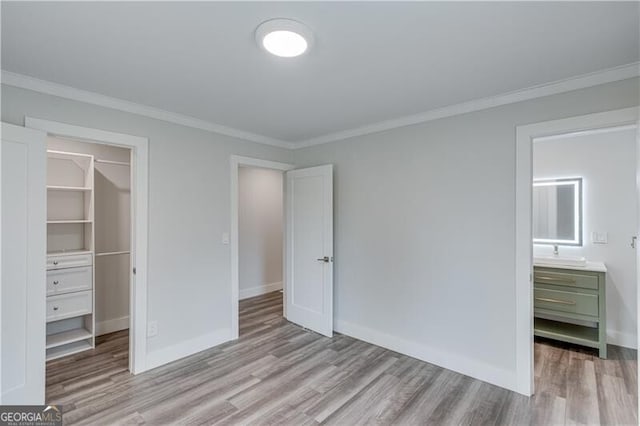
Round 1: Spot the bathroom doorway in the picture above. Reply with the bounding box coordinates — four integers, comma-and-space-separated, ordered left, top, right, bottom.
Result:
514, 107, 640, 411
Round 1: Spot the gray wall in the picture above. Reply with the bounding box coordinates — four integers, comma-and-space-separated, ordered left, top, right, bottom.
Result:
293, 78, 639, 389
1, 84, 293, 360
239, 166, 283, 298
534, 128, 638, 347
3, 77, 638, 391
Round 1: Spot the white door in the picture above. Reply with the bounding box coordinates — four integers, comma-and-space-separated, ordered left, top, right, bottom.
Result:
1, 123, 46, 404
285, 165, 333, 337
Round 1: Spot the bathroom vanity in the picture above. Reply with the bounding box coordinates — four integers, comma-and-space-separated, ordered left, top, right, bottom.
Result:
533, 261, 607, 358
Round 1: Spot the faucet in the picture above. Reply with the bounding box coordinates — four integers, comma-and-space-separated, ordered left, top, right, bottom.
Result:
553, 244, 559, 256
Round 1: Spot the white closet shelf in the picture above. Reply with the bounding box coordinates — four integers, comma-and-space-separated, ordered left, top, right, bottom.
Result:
46, 328, 93, 349
46, 340, 93, 361
47, 185, 92, 192
47, 220, 93, 224
47, 249, 93, 256
48, 150, 93, 160
95, 250, 130, 257
95, 159, 130, 167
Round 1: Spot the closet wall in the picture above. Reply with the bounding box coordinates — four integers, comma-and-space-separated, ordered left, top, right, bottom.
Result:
47, 136, 131, 335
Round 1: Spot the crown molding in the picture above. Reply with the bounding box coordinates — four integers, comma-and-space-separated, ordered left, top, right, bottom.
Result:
296, 62, 640, 149
3, 63, 638, 151
1, 70, 295, 149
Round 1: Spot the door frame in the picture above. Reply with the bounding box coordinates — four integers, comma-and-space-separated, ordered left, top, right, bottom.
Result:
514, 106, 639, 396
24, 117, 150, 374
230, 155, 295, 339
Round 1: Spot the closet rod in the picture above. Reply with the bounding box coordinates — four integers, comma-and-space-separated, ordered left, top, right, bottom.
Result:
95, 250, 130, 257
95, 159, 130, 167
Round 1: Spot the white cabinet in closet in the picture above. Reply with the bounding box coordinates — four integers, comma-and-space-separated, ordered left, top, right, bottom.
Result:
46, 150, 95, 361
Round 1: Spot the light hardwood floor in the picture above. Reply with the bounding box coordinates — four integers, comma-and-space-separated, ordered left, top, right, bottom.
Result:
46, 291, 637, 425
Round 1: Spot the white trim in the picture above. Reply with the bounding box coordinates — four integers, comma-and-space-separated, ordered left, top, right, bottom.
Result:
239, 281, 283, 300
515, 107, 640, 397
96, 316, 130, 336
145, 329, 231, 371
230, 155, 295, 339
335, 319, 517, 392
3, 63, 639, 151
534, 124, 638, 143
2, 71, 294, 149
24, 117, 150, 375
297, 62, 640, 148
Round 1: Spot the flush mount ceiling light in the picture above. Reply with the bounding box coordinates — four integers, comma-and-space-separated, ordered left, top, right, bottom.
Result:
255, 19, 314, 58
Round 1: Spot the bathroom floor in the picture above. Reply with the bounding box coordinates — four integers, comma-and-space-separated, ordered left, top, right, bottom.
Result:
533, 336, 637, 425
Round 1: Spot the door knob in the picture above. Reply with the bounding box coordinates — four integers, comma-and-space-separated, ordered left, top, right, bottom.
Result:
316, 256, 330, 263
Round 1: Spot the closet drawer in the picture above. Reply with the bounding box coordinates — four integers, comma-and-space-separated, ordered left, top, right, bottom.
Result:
47, 253, 92, 270
47, 267, 92, 296
46, 291, 92, 322
534, 287, 598, 318
534, 269, 598, 290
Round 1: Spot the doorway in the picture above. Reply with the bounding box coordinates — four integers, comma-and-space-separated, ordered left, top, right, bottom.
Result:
230, 156, 295, 339
25, 117, 149, 378
44, 135, 133, 399
515, 107, 640, 398
237, 165, 285, 336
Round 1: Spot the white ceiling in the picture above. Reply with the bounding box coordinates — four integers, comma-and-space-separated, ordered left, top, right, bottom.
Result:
2, 2, 638, 145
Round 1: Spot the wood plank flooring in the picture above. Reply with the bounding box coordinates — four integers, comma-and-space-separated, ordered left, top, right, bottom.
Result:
47, 291, 637, 425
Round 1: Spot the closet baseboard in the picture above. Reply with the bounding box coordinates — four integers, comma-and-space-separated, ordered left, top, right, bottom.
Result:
96, 316, 130, 336
239, 281, 283, 300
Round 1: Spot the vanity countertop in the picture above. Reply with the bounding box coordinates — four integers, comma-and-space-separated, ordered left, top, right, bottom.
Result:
534, 260, 607, 273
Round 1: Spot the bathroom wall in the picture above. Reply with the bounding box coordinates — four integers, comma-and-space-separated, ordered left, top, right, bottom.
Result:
238, 166, 283, 299
533, 127, 638, 347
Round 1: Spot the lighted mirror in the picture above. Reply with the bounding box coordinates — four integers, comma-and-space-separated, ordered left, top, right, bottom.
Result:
533, 178, 583, 246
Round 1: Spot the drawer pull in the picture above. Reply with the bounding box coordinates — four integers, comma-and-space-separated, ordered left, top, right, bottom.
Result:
535, 297, 576, 306
53, 261, 59, 266
53, 280, 59, 285
536, 276, 576, 284
53, 306, 59, 311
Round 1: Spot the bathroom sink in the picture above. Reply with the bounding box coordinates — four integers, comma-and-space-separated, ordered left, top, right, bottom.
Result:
534, 255, 587, 268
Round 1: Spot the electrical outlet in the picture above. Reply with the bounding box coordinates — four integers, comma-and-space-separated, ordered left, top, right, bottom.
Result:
147, 321, 158, 337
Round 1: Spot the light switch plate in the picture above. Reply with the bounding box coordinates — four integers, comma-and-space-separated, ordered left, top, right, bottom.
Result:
591, 231, 608, 244
147, 321, 158, 337
222, 232, 230, 245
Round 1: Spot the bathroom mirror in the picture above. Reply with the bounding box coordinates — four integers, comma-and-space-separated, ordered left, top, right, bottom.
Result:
533, 177, 582, 246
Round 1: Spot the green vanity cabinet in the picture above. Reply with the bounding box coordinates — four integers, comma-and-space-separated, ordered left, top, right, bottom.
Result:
533, 264, 607, 358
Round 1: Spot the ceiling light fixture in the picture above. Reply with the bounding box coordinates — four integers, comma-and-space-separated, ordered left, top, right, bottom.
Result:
255, 19, 314, 58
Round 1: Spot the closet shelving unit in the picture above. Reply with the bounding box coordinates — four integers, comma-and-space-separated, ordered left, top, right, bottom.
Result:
45, 150, 96, 361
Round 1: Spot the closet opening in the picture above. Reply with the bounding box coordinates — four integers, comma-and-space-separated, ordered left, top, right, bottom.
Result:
237, 165, 285, 336
44, 135, 133, 394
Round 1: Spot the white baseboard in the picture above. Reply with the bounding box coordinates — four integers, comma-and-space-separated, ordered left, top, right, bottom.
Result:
145, 328, 232, 371
96, 316, 129, 336
239, 281, 283, 300
607, 329, 637, 349
335, 319, 518, 393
